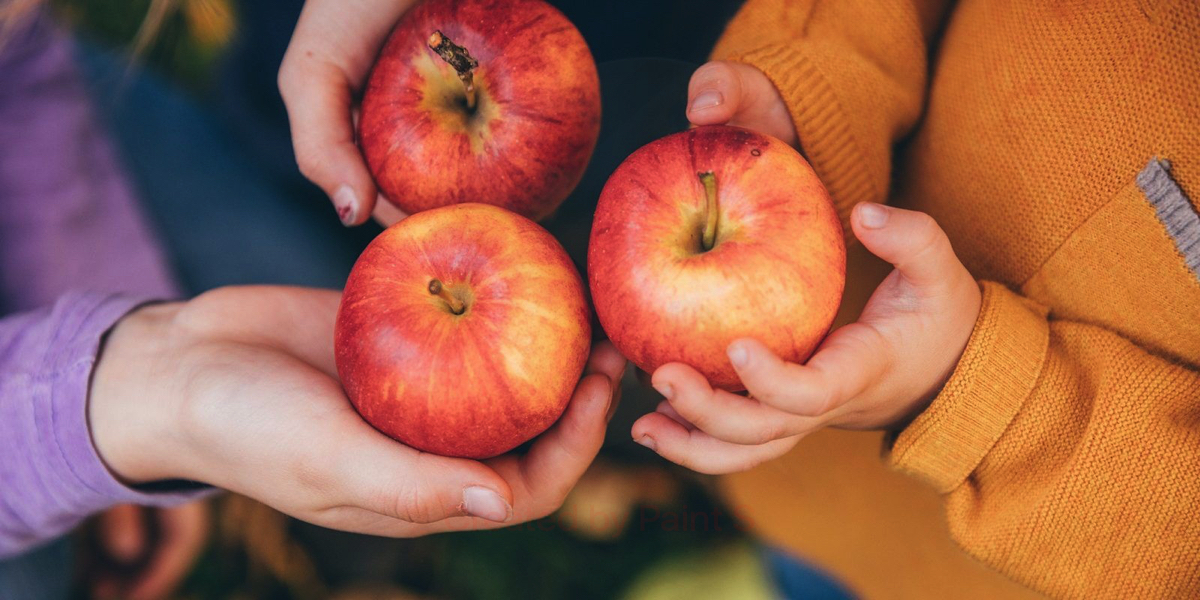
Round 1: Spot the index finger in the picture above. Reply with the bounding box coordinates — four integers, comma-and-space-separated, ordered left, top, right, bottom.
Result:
278, 59, 379, 226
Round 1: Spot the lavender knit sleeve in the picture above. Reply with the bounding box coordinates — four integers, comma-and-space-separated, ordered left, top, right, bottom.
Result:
0, 293, 211, 559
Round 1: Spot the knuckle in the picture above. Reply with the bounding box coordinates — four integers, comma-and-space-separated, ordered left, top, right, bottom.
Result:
815, 385, 842, 415
292, 144, 323, 180
753, 420, 787, 444
172, 288, 234, 337
913, 213, 950, 257
390, 483, 438, 524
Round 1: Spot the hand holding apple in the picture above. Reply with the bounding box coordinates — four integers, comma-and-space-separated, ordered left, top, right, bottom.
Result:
632, 203, 982, 474
686, 61, 797, 147
279, 0, 421, 226
588, 125, 846, 391
89, 286, 625, 534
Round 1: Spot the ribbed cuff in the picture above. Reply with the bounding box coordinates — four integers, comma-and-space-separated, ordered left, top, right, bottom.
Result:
0, 292, 211, 558
48, 293, 212, 509
888, 282, 1051, 493
722, 44, 880, 238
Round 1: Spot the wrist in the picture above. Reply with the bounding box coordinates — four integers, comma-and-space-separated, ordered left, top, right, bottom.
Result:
88, 302, 187, 485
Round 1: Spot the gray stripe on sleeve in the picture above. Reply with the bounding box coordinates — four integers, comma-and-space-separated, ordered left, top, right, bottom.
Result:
1136, 158, 1200, 278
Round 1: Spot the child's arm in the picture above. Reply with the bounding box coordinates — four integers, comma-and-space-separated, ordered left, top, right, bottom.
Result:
0, 293, 213, 558
635, 205, 1200, 597
1, 288, 624, 558
691, 0, 952, 231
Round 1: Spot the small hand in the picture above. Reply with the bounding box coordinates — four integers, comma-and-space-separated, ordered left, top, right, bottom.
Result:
278, 0, 417, 227
90, 501, 210, 600
686, 60, 797, 146
90, 287, 625, 536
632, 204, 982, 474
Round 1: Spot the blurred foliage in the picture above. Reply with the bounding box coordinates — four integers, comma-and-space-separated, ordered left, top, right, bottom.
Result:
51, 0, 236, 89
170, 460, 758, 600
620, 543, 776, 600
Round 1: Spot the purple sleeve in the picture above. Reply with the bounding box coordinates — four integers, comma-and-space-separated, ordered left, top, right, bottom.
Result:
0, 11, 179, 313
0, 293, 210, 559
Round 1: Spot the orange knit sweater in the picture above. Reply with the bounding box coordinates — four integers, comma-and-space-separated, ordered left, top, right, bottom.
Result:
711, 1, 1200, 598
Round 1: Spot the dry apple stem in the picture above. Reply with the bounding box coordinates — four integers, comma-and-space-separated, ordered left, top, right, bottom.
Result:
427, 30, 479, 110
428, 279, 466, 314
699, 171, 719, 251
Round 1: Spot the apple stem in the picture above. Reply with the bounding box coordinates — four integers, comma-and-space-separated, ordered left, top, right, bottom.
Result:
699, 171, 719, 251
428, 279, 466, 315
428, 30, 478, 110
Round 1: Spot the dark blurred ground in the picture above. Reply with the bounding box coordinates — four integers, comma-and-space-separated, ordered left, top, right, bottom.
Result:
57, 0, 853, 597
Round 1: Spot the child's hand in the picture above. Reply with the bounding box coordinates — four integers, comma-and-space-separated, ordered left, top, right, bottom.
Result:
632, 204, 982, 474
90, 287, 624, 535
686, 61, 797, 146
278, 0, 417, 227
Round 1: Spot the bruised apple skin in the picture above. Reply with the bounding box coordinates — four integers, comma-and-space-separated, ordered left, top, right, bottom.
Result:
358, 0, 601, 221
587, 126, 846, 391
335, 203, 591, 459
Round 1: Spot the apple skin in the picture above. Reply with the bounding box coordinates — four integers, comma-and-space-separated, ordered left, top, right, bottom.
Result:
359, 0, 601, 221
335, 203, 591, 459
587, 126, 845, 391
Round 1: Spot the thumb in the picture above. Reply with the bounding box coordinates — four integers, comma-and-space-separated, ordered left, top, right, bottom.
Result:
686, 60, 797, 146
278, 60, 378, 226
334, 436, 515, 524
851, 203, 966, 288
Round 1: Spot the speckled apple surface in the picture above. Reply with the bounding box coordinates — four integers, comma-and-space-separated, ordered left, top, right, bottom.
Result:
588, 126, 846, 391
359, 0, 601, 221
336, 203, 591, 458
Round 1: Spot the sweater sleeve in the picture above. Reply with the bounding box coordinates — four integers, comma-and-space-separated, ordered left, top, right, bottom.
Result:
889, 281, 1200, 596
710, 0, 952, 234
0, 293, 211, 559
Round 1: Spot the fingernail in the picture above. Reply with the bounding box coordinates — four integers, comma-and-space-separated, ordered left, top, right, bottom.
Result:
858, 203, 889, 229
636, 435, 657, 451
690, 90, 723, 112
462, 486, 512, 523
333, 185, 358, 226
653, 382, 673, 400
727, 343, 749, 368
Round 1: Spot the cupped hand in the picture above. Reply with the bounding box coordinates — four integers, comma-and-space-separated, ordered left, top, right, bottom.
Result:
278, 0, 417, 227
632, 204, 982, 474
90, 286, 625, 536
686, 60, 797, 146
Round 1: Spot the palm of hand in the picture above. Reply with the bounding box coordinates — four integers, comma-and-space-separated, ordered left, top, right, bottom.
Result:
91, 287, 624, 537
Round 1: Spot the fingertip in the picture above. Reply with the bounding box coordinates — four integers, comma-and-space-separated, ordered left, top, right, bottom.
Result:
729, 337, 779, 371
651, 362, 696, 387
687, 62, 739, 124
325, 164, 377, 227
462, 485, 514, 523
631, 412, 687, 447
585, 340, 626, 382
851, 202, 890, 235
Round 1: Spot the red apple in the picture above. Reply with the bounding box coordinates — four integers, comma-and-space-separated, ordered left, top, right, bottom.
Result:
358, 0, 601, 221
336, 203, 591, 458
587, 126, 845, 391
